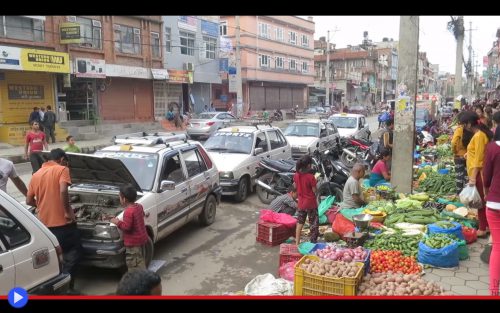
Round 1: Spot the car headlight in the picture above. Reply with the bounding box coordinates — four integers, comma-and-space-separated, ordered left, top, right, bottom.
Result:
219, 171, 234, 179
94, 224, 121, 240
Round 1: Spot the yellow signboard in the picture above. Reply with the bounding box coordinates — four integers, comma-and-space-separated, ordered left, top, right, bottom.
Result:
20, 48, 70, 73
60, 22, 82, 44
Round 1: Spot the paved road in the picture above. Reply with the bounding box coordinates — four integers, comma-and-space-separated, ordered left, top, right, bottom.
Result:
4, 114, 385, 295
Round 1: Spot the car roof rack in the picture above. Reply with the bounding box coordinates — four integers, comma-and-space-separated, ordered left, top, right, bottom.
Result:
228, 120, 274, 129
113, 132, 187, 146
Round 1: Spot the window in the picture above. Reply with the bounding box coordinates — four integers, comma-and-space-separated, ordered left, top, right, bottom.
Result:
180, 31, 195, 56
114, 24, 141, 54
259, 54, 270, 68
301, 34, 309, 47
76, 17, 101, 49
255, 132, 269, 152
161, 153, 185, 185
151, 32, 161, 58
0, 16, 44, 41
289, 59, 297, 71
0, 205, 31, 250
165, 27, 171, 52
326, 123, 336, 135
289, 31, 296, 45
267, 130, 286, 150
182, 149, 207, 178
302, 61, 308, 73
275, 56, 284, 69
275, 27, 284, 42
203, 36, 217, 59
219, 21, 227, 36
259, 23, 271, 39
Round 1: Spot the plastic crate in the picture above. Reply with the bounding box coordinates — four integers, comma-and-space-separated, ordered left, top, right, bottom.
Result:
294, 255, 364, 296
256, 221, 294, 246
279, 244, 302, 268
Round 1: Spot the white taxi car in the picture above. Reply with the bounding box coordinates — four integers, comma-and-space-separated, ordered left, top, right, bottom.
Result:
284, 119, 340, 160
329, 113, 371, 140
204, 125, 291, 202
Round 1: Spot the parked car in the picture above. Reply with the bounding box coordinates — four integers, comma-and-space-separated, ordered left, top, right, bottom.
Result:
46, 132, 221, 270
284, 119, 340, 159
329, 113, 371, 140
204, 125, 291, 202
304, 107, 326, 114
0, 190, 71, 294
187, 112, 237, 139
347, 105, 368, 116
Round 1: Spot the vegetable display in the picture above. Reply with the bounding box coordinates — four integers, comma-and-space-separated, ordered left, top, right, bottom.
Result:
365, 234, 422, 257
358, 272, 445, 296
433, 221, 456, 229
299, 258, 361, 278
384, 209, 440, 226
418, 172, 456, 195
314, 245, 368, 263
422, 233, 456, 249
370, 250, 422, 274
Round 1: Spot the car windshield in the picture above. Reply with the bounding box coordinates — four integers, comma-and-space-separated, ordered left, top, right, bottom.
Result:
204, 131, 254, 154
197, 113, 217, 119
94, 151, 158, 191
330, 116, 357, 129
284, 123, 319, 137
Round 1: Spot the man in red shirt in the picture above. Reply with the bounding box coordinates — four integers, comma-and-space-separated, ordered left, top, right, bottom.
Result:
111, 184, 149, 272
24, 121, 48, 174
26, 148, 82, 292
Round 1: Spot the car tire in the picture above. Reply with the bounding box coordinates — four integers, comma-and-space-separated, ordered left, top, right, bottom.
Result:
234, 176, 249, 202
144, 236, 154, 268
199, 195, 217, 226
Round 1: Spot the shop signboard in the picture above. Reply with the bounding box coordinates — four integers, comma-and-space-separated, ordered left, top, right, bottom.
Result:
106, 64, 151, 79
20, 48, 70, 73
74, 58, 106, 78
60, 22, 82, 44
201, 19, 218, 37
7, 84, 44, 100
228, 74, 237, 93
167, 70, 193, 84
151, 68, 169, 80
178, 16, 197, 32
0, 45, 22, 70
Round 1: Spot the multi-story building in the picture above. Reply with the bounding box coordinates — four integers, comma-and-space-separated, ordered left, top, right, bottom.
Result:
158, 16, 221, 117
485, 29, 500, 100
374, 39, 398, 102
0, 15, 164, 144
219, 16, 315, 113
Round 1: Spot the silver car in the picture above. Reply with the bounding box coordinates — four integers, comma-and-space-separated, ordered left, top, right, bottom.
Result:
187, 112, 237, 139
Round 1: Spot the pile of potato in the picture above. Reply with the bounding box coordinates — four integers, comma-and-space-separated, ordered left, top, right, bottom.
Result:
358, 272, 445, 296
299, 258, 361, 278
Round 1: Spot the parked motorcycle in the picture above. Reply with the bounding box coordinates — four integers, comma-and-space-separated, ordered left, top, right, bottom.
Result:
340, 137, 375, 170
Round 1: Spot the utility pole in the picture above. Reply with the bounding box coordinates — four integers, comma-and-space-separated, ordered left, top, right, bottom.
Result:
325, 30, 330, 107
392, 16, 419, 193
235, 16, 243, 117
454, 16, 464, 102
466, 21, 474, 102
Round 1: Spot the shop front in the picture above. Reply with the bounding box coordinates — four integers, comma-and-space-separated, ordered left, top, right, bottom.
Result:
153, 69, 192, 120
0, 45, 70, 144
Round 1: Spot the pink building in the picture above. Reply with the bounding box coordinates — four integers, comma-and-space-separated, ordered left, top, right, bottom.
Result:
219, 16, 315, 113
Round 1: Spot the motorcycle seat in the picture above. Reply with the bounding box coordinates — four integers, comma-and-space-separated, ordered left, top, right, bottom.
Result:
261, 159, 296, 172
354, 138, 373, 146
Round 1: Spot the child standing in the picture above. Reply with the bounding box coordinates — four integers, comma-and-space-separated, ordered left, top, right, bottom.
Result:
111, 184, 149, 272
63, 136, 82, 153
294, 155, 319, 246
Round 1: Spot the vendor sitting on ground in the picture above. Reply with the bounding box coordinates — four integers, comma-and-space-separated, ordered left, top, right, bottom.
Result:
339, 163, 367, 210
369, 149, 392, 187
269, 186, 298, 216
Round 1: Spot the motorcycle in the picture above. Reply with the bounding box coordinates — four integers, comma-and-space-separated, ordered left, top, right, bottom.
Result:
255, 144, 345, 205
340, 137, 374, 169
416, 130, 434, 148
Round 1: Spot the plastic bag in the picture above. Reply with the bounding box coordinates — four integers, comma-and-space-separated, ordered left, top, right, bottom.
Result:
459, 185, 483, 208
332, 213, 355, 236
462, 226, 477, 244
318, 196, 336, 225
278, 261, 296, 282
244, 273, 293, 295
259, 209, 297, 228
428, 222, 464, 240
326, 207, 340, 224
417, 240, 459, 268
457, 239, 469, 260
339, 207, 365, 221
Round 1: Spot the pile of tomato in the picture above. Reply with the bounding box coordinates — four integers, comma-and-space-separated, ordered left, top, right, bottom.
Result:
370, 250, 421, 274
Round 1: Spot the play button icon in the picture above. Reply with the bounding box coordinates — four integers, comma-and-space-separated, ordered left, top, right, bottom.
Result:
8, 287, 28, 308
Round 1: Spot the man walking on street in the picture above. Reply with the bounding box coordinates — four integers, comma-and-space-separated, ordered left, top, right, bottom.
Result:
0, 157, 28, 196
44, 106, 57, 144
26, 148, 82, 293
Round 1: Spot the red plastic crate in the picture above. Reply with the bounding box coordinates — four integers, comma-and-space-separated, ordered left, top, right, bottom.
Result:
256, 221, 294, 246
279, 243, 302, 268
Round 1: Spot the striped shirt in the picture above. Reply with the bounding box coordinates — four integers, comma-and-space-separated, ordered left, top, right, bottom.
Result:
269, 193, 298, 216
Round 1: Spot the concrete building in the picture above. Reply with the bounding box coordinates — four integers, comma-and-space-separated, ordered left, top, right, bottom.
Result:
219, 16, 315, 113
0, 15, 164, 144
374, 39, 398, 102
159, 16, 221, 116
485, 29, 500, 100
